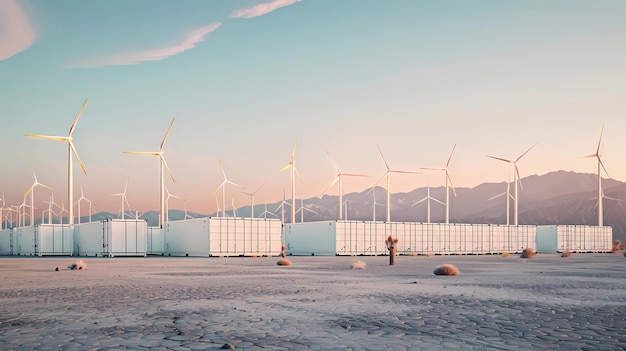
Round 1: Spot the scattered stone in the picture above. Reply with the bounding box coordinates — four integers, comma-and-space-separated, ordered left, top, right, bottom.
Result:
68, 259, 87, 270
54, 267, 59, 271
520, 247, 537, 259
220, 343, 236, 349
561, 251, 572, 257
434, 264, 459, 276
352, 261, 366, 269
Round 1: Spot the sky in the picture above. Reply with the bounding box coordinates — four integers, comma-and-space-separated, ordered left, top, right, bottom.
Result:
1, 0, 626, 218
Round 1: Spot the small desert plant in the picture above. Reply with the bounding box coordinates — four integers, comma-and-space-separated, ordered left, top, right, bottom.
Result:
561, 251, 572, 257
352, 260, 366, 269
433, 264, 459, 276
520, 247, 537, 259
277, 243, 292, 266
502, 252, 510, 257
386, 236, 399, 265
611, 240, 621, 254
68, 259, 86, 270
425, 252, 435, 257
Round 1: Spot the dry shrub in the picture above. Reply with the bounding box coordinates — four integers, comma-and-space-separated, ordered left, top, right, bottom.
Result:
502, 252, 510, 257
611, 240, 621, 254
561, 251, 572, 257
352, 260, 366, 269
68, 259, 86, 270
277, 258, 292, 266
433, 264, 459, 276
408, 252, 417, 256
520, 247, 537, 259
425, 252, 435, 257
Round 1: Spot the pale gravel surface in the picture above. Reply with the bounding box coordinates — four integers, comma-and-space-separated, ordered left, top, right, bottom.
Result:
0, 253, 625, 350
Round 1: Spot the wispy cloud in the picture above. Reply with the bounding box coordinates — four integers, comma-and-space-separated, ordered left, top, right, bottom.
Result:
0, 0, 37, 61
70, 23, 221, 68
230, 0, 301, 19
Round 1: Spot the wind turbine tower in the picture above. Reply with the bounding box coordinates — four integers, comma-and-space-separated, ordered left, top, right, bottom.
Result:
421, 144, 457, 224
487, 144, 535, 226
24, 99, 88, 225
323, 150, 367, 220
280, 138, 298, 224
585, 124, 609, 227
24, 167, 53, 226
377, 145, 420, 222
123, 118, 176, 227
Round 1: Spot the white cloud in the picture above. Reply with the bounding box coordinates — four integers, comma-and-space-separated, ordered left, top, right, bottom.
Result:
70, 23, 221, 68
0, 0, 37, 61
230, 0, 301, 19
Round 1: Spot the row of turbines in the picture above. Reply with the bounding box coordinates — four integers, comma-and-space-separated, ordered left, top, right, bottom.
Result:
2, 99, 612, 229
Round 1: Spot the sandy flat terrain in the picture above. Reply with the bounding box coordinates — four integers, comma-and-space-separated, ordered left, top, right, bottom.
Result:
0, 253, 625, 350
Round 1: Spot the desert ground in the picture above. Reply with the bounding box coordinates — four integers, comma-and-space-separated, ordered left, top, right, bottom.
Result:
0, 253, 625, 350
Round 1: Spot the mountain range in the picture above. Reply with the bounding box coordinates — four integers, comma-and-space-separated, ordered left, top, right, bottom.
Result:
62, 171, 626, 242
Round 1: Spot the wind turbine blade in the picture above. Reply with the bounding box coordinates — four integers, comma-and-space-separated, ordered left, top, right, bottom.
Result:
24, 134, 68, 142
516, 143, 536, 162
421, 167, 445, 171
598, 157, 610, 178
583, 154, 597, 158
160, 117, 175, 151
515, 165, 524, 191
69, 141, 88, 175
342, 173, 368, 177
447, 172, 457, 197
390, 170, 421, 175
321, 176, 340, 196
446, 143, 457, 168
69, 98, 88, 137
432, 197, 445, 205
279, 163, 292, 172
123, 151, 159, 156
217, 158, 228, 180
290, 137, 298, 162
325, 149, 340, 173
596, 123, 605, 155
226, 180, 244, 189
210, 182, 225, 197
486, 155, 512, 163
411, 197, 428, 206
488, 192, 507, 201
160, 155, 175, 183
377, 145, 391, 171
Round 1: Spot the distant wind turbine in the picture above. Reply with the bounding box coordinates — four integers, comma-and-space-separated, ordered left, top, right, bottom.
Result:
240, 183, 264, 219
322, 150, 367, 220
410, 184, 444, 224
584, 124, 609, 227
377, 145, 420, 222
295, 199, 316, 223
183, 200, 193, 220
366, 186, 384, 222
74, 184, 93, 224
280, 138, 299, 223
487, 144, 536, 226
112, 177, 131, 220
211, 158, 244, 218
24, 98, 88, 226
123, 118, 176, 227
165, 185, 183, 222
488, 174, 514, 226
275, 187, 290, 223
24, 167, 53, 226
258, 204, 278, 219
421, 144, 457, 224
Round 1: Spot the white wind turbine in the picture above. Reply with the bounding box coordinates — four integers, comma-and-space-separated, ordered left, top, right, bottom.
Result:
212, 158, 243, 218
322, 150, 367, 220
19, 199, 30, 227
0, 194, 6, 229
585, 124, 609, 227
229, 197, 238, 217
165, 185, 184, 222
275, 187, 290, 223
24, 167, 53, 226
183, 200, 193, 220
124, 118, 175, 227
487, 144, 536, 226
366, 186, 384, 222
53, 200, 67, 225
74, 185, 93, 224
411, 184, 444, 224
240, 183, 264, 219
112, 177, 131, 220
42, 194, 56, 224
377, 145, 420, 222
421, 144, 457, 224
258, 204, 278, 219
214, 195, 222, 218
295, 199, 316, 223
280, 138, 298, 224
25, 99, 88, 226
488, 174, 514, 226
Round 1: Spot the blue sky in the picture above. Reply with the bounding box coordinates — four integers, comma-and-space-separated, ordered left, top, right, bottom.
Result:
1, 0, 625, 216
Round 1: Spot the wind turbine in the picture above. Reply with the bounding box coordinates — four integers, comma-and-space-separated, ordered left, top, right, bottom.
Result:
295, 199, 316, 223
280, 138, 298, 224
214, 195, 222, 218
585, 124, 609, 226
275, 187, 290, 223
258, 204, 278, 219
377, 145, 420, 222
240, 183, 264, 219
366, 186, 384, 222
123, 118, 175, 227
487, 144, 535, 226
18, 200, 30, 227
24, 167, 53, 226
229, 197, 238, 217
165, 185, 183, 222
183, 200, 193, 220
421, 144, 457, 224
488, 174, 514, 226
211, 158, 243, 218
74, 185, 93, 224
53, 200, 67, 225
42, 193, 59, 224
24, 98, 88, 226
411, 184, 444, 224
322, 150, 367, 220
112, 177, 131, 220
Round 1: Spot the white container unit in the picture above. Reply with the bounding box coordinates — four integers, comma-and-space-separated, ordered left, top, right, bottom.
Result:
0, 229, 13, 255
14, 226, 37, 255
164, 217, 282, 257
37, 224, 73, 256
147, 226, 163, 255
537, 225, 612, 253
74, 219, 147, 257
